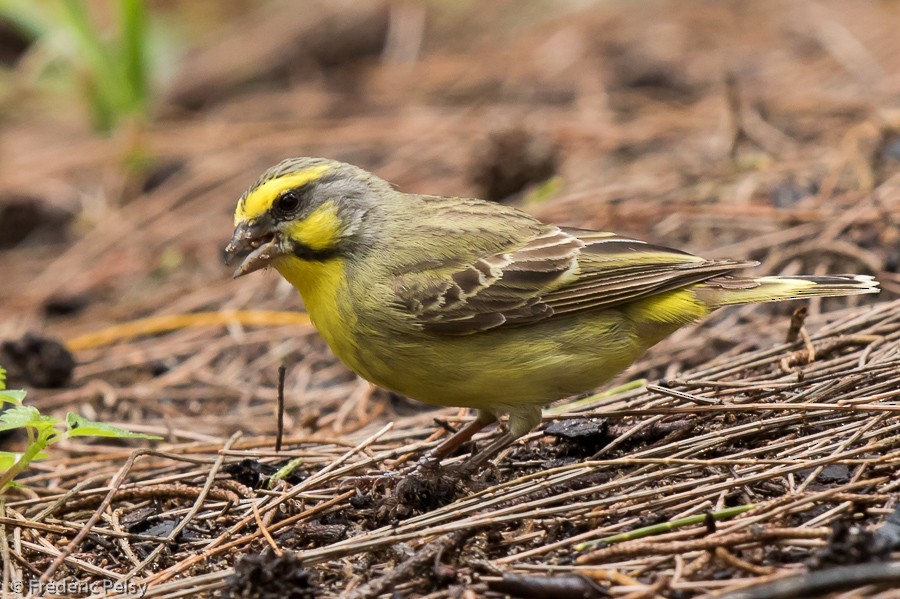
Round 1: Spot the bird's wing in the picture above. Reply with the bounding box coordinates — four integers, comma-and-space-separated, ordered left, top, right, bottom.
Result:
393, 227, 757, 335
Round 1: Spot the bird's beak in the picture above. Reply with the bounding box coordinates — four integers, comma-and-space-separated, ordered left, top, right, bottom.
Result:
224, 219, 285, 278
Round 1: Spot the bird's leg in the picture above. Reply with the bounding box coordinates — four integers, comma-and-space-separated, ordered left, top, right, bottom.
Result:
453, 430, 516, 474
451, 406, 538, 473
416, 414, 494, 469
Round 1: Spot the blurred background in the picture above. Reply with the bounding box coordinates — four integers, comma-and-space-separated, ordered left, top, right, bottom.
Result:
0, 0, 897, 436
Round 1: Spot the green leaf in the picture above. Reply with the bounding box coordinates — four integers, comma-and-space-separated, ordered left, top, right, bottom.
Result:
0, 451, 19, 470
0, 366, 6, 389
0, 389, 26, 406
0, 450, 49, 470
65, 413, 162, 440
0, 405, 58, 433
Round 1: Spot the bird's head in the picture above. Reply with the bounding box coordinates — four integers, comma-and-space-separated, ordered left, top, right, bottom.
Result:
225, 157, 387, 277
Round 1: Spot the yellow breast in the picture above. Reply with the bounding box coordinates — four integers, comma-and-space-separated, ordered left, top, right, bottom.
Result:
273, 256, 379, 381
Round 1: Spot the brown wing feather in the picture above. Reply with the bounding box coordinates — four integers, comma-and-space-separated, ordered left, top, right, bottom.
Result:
394, 227, 756, 335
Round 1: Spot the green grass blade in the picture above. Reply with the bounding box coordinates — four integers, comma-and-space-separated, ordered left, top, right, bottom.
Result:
60, 0, 126, 131
576, 504, 758, 551
119, 0, 147, 111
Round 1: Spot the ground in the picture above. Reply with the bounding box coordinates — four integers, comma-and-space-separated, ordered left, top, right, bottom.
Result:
0, 1, 899, 597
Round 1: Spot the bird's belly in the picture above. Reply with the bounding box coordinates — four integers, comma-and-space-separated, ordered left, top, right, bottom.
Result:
340, 311, 647, 412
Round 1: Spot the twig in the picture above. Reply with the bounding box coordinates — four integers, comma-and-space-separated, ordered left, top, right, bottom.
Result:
577, 527, 831, 564
785, 307, 808, 343
1, 500, 13, 599
486, 573, 611, 599
251, 499, 281, 556
721, 562, 900, 599
276, 364, 286, 452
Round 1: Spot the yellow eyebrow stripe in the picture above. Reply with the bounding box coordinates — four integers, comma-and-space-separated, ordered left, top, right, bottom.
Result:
235, 164, 330, 224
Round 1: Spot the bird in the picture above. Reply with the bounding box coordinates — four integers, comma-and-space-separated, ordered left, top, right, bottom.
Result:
225, 157, 879, 468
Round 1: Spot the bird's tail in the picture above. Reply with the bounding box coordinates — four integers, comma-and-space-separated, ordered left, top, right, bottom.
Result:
698, 274, 879, 307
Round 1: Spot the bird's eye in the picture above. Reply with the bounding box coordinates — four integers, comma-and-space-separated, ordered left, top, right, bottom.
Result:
274, 191, 302, 216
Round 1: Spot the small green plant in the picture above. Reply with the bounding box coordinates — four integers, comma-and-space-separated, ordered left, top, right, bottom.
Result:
0, 366, 160, 494
0, 0, 152, 133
